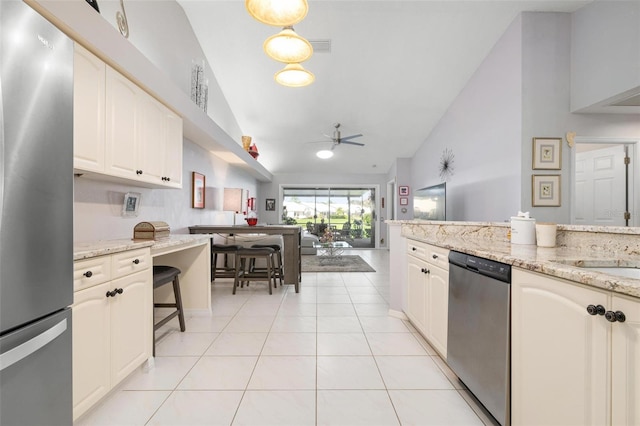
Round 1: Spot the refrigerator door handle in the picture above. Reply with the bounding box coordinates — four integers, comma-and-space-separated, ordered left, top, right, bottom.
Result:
0, 318, 67, 371
0, 71, 4, 235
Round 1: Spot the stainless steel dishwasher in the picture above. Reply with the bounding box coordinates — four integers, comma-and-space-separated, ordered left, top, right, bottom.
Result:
447, 251, 511, 426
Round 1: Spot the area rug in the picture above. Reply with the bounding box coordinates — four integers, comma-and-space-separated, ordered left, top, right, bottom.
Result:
301, 255, 376, 273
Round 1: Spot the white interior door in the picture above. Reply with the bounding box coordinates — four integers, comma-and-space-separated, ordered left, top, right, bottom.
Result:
574, 145, 627, 226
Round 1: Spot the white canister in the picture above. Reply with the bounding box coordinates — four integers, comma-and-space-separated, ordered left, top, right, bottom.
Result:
536, 222, 557, 247
510, 217, 536, 245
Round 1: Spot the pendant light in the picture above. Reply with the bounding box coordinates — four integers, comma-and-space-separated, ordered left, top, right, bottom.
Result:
246, 0, 308, 26
274, 63, 315, 87
264, 26, 313, 63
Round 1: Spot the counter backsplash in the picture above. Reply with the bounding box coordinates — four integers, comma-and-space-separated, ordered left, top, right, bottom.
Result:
393, 221, 640, 258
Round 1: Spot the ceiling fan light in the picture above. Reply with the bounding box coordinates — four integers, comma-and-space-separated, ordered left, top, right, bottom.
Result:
264, 27, 313, 63
316, 150, 334, 159
245, 0, 308, 26
274, 63, 315, 87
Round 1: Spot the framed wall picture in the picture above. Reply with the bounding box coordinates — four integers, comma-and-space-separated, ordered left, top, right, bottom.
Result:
191, 172, 205, 209
399, 186, 410, 196
532, 175, 561, 207
122, 192, 141, 217
265, 198, 276, 211
400, 197, 409, 206
532, 137, 562, 170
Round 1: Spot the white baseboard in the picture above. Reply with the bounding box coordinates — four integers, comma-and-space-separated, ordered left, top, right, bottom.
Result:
388, 309, 408, 320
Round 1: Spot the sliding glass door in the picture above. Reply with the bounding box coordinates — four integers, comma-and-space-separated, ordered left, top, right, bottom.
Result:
282, 186, 376, 248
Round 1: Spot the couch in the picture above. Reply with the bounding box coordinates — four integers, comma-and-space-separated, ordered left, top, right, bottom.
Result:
301, 230, 319, 255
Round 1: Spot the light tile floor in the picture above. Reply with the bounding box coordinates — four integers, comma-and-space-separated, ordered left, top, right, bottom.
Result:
75, 249, 495, 426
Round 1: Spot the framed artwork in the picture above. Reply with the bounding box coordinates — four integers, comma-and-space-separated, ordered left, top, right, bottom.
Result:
191, 172, 205, 209
532, 175, 561, 207
400, 197, 408, 206
265, 198, 276, 211
122, 192, 141, 217
399, 186, 409, 196
532, 137, 562, 170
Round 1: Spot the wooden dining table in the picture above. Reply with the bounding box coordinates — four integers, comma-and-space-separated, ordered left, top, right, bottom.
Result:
188, 225, 302, 292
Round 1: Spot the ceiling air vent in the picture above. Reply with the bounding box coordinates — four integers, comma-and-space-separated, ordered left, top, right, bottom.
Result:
309, 39, 331, 53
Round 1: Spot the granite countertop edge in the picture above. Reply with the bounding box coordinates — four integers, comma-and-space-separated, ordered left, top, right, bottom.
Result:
407, 236, 640, 299
73, 235, 211, 261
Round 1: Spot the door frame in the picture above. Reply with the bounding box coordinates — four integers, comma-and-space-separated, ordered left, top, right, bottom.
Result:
570, 137, 639, 227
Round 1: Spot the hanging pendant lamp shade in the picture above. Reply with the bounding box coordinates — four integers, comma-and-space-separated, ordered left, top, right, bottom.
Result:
264, 27, 313, 63
274, 63, 315, 87
246, 0, 308, 26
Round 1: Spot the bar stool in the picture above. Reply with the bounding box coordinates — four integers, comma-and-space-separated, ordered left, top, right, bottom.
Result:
233, 247, 277, 295
152, 265, 185, 355
250, 244, 284, 288
211, 243, 242, 282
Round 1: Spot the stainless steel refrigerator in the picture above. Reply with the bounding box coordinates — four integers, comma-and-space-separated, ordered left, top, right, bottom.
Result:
0, 1, 73, 425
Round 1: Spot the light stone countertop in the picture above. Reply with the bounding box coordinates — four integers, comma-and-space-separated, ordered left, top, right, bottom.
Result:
74, 235, 211, 261
393, 220, 640, 299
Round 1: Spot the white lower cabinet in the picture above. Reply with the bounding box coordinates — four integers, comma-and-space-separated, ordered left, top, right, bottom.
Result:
611, 293, 640, 425
512, 268, 640, 425
72, 254, 152, 421
406, 240, 449, 357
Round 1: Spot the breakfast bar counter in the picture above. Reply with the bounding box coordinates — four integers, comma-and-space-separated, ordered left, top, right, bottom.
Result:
189, 225, 301, 290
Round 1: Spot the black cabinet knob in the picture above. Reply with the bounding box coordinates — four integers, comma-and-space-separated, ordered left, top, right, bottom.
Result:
605, 311, 618, 322
615, 311, 626, 323
136, 170, 143, 175
166, 177, 170, 182
83, 271, 93, 278
132, 259, 140, 264
116, 288, 124, 294
432, 254, 438, 259
412, 247, 417, 251
106, 290, 115, 298
587, 304, 606, 316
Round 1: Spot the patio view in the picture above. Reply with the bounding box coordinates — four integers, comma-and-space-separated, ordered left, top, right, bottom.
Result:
281, 187, 377, 248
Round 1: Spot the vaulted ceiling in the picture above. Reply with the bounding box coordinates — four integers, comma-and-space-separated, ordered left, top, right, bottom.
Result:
179, 0, 590, 175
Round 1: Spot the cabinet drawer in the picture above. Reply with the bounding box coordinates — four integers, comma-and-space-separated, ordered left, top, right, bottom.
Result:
407, 240, 428, 259
74, 256, 111, 291
427, 245, 449, 271
111, 248, 151, 279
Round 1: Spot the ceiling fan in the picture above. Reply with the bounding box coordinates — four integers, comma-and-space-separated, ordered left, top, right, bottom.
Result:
326, 123, 365, 148
309, 123, 365, 149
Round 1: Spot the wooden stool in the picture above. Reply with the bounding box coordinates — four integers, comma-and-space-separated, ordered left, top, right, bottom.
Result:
250, 244, 284, 288
211, 243, 242, 281
152, 265, 185, 355
233, 247, 277, 295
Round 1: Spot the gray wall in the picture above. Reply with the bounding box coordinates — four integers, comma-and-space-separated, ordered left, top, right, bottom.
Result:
96, 0, 244, 141
74, 140, 257, 242
409, 11, 640, 224
520, 12, 640, 223
386, 158, 413, 221
410, 15, 523, 222
570, 0, 640, 111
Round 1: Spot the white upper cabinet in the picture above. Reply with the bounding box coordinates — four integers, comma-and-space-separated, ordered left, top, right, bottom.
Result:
73, 44, 105, 173
105, 66, 140, 180
74, 45, 183, 188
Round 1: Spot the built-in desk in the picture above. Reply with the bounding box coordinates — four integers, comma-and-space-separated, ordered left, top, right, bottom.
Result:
74, 235, 212, 314
189, 225, 301, 292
